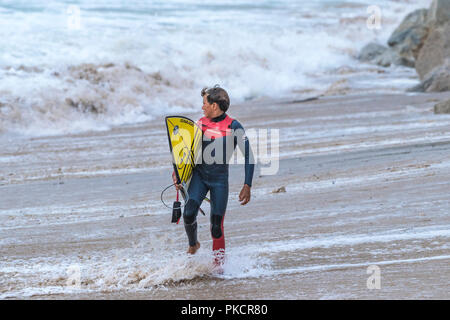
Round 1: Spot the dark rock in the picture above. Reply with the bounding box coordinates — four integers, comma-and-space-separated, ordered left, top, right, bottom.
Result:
65, 97, 105, 114
388, 9, 429, 63
434, 99, 450, 114
357, 43, 406, 67
272, 186, 286, 194
358, 42, 388, 62
358, 41, 415, 68
388, 9, 428, 47
374, 48, 415, 68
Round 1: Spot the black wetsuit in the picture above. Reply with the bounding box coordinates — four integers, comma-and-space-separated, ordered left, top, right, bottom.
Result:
183, 112, 254, 259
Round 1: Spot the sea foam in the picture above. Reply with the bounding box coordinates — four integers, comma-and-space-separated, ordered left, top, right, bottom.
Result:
0, 0, 431, 137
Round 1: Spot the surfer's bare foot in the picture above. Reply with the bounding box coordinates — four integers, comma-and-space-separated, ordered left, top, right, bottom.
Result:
187, 242, 200, 254
213, 267, 224, 275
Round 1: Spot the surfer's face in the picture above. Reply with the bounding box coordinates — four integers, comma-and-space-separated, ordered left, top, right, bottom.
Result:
202, 95, 215, 118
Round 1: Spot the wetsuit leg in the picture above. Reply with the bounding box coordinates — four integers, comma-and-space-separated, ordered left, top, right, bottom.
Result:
183, 170, 208, 247
211, 214, 225, 257
208, 178, 228, 263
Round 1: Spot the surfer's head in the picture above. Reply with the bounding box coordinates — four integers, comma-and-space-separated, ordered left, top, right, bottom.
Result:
201, 85, 230, 118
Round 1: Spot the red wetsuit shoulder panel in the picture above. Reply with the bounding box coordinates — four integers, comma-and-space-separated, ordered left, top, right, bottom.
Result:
198, 115, 234, 139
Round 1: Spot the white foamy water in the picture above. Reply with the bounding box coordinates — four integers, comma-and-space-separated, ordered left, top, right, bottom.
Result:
0, 0, 431, 137
1, 223, 448, 298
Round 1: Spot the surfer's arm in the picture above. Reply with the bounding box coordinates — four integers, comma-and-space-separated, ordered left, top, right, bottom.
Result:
231, 120, 255, 188
172, 171, 182, 190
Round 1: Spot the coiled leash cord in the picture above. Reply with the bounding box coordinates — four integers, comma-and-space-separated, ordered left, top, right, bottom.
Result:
160, 182, 209, 221
160, 182, 189, 210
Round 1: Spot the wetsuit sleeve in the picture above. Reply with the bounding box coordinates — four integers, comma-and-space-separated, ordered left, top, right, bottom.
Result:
231, 120, 255, 187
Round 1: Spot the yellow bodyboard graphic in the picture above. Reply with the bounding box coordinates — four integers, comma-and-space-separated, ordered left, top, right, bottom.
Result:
165, 116, 202, 185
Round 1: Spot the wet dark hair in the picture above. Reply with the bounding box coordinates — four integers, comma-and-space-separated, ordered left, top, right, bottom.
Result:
201, 85, 230, 112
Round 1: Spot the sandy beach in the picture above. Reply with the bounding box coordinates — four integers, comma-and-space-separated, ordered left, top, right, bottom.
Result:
1, 90, 449, 299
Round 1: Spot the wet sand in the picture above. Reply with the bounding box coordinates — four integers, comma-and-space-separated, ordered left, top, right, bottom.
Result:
1, 91, 450, 299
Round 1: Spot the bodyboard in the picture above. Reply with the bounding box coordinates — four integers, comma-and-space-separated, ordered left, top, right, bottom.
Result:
165, 116, 202, 200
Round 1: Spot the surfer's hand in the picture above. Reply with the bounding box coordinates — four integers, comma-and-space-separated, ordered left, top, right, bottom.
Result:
239, 184, 251, 205
172, 172, 181, 190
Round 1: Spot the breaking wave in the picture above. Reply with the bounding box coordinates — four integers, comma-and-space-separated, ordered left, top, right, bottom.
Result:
0, 0, 431, 137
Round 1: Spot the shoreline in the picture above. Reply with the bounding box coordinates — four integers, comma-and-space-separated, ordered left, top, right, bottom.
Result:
2, 90, 450, 184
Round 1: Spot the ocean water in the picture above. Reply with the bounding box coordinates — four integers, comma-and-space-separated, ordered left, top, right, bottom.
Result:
0, 0, 431, 136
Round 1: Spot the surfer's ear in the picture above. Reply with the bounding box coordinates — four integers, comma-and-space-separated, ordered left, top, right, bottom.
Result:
212, 102, 220, 112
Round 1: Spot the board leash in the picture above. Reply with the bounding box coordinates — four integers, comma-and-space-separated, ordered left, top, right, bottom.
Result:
160, 183, 209, 220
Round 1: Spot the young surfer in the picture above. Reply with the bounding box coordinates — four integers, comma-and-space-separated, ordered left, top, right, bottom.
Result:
172, 85, 254, 266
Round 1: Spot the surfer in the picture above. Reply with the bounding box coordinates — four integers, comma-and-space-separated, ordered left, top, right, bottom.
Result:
172, 85, 254, 266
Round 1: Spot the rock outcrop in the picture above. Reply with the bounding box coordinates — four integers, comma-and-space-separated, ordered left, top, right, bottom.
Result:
427, 0, 450, 26
358, 0, 450, 93
409, 63, 450, 92
415, 22, 450, 80
358, 42, 411, 68
387, 9, 429, 66
411, 0, 450, 92
358, 8, 430, 68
